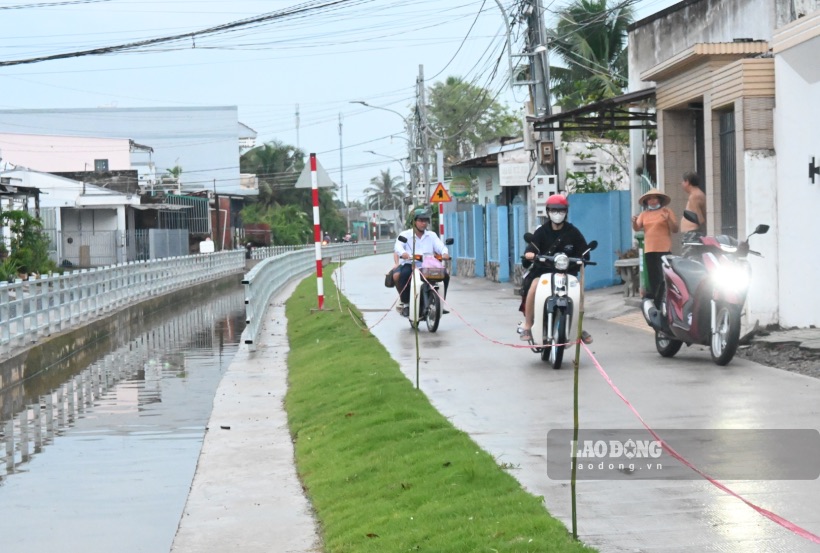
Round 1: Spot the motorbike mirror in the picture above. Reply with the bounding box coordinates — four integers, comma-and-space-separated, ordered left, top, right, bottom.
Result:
683, 210, 700, 225
397, 235, 408, 243
588, 240, 598, 251
523, 232, 534, 243
445, 238, 454, 245
754, 224, 770, 235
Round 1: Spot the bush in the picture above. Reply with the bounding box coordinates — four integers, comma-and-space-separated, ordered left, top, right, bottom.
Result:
0, 209, 59, 279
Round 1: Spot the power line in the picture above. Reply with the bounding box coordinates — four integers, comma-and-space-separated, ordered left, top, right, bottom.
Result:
0, 0, 376, 67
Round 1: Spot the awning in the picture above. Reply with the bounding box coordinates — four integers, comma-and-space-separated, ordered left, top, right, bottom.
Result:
0, 182, 41, 196
527, 88, 656, 132
131, 204, 192, 211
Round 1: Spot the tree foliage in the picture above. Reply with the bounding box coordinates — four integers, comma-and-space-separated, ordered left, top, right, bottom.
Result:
548, 0, 633, 110
363, 169, 405, 210
0, 209, 59, 280
426, 76, 519, 166
239, 140, 347, 244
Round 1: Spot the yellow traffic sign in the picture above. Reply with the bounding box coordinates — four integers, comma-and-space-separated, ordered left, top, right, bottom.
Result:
430, 182, 452, 203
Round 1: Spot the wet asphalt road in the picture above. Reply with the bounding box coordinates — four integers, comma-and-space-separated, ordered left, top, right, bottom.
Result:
336, 254, 820, 552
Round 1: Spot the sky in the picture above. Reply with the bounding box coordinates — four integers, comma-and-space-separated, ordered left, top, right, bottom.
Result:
0, 0, 679, 204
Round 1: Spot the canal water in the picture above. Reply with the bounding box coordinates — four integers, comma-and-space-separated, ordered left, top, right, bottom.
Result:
0, 285, 246, 552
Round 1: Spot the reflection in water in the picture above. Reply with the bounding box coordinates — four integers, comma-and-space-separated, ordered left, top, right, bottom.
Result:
0, 286, 245, 552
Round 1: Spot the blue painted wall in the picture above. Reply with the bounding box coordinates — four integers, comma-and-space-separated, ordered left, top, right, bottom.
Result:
567, 190, 632, 289
444, 191, 631, 290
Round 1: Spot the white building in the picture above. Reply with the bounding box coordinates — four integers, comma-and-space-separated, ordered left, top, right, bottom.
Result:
627, 0, 820, 328
0, 106, 256, 197
1, 168, 141, 266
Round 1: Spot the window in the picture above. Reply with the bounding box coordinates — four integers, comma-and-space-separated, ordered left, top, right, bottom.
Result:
94, 159, 109, 172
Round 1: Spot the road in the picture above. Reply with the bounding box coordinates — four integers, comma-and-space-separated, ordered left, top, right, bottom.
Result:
337, 253, 820, 552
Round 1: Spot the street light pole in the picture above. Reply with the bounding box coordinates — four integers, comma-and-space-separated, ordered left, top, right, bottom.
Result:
351, 100, 417, 203
365, 150, 407, 185
366, 150, 408, 232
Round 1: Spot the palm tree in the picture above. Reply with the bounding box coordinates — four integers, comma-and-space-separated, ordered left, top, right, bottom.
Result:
547, 0, 634, 110
363, 169, 405, 211
240, 140, 305, 207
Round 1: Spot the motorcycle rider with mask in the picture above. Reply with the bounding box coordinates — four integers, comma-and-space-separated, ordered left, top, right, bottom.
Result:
518, 194, 591, 343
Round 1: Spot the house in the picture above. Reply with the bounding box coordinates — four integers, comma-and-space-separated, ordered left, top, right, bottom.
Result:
450, 134, 630, 228
1, 168, 143, 266
627, 0, 820, 327
0, 132, 156, 194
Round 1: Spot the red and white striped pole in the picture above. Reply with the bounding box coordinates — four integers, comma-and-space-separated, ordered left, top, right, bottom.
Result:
310, 153, 324, 310
372, 212, 377, 255
438, 203, 445, 238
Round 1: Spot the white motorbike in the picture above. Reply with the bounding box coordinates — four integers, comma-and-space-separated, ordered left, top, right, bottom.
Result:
522, 234, 597, 369
398, 236, 454, 333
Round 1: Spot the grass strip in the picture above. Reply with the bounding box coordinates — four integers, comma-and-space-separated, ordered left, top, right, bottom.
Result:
285, 271, 595, 553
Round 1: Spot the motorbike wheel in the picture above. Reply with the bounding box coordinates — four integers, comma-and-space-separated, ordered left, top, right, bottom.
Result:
541, 311, 565, 369
711, 304, 740, 365
425, 288, 441, 333
655, 331, 683, 357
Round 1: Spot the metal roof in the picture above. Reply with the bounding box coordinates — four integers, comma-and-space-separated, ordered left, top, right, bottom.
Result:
527, 88, 656, 133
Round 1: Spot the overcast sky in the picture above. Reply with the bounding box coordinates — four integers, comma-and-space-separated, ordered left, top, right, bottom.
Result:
0, 0, 678, 204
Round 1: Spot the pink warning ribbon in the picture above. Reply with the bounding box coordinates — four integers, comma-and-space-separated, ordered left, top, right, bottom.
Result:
582, 343, 820, 544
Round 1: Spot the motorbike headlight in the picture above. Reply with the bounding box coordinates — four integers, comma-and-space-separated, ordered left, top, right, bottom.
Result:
712, 264, 750, 292
554, 253, 569, 271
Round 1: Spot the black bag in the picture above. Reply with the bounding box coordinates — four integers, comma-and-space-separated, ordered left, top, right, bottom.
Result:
384, 270, 395, 288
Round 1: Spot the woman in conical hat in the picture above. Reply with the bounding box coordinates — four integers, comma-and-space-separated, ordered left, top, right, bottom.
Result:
632, 188, 678, 308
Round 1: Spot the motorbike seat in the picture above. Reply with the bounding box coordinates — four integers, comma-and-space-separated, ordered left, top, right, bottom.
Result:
667, 256, 707, 293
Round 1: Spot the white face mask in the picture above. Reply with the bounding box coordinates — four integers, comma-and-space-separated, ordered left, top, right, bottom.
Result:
647, 204, 661, 211
548, 211, 567, 224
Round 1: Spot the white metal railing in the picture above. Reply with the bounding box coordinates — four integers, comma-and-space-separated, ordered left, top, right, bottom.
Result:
0, 239, 396, 358
0, 250, 245, 358
241, 240, 394, 346
251, 243, 312, 259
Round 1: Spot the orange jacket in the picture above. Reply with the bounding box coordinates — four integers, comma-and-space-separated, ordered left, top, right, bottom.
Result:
636, 208, 678, 252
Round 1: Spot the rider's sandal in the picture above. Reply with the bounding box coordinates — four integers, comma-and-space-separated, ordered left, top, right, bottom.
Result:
519, 328, 533, 341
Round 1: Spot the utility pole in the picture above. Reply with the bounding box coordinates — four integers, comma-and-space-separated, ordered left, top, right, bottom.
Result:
417, 64, 431, 205
406, 116, 418, 209
295, 104, 300, 150
526, 0, 556, 175
339, 113, 349, 231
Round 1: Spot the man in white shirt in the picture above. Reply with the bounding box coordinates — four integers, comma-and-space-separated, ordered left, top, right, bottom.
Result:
393, 208, 450, 317
199, 236, 215, 253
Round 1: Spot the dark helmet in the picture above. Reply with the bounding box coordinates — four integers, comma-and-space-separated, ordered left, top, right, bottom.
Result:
413, 208, 432, 221
546, 194, 569, 211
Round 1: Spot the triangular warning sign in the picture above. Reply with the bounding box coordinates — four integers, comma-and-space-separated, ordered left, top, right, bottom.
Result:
294, 158, 335, 188
430, 182, 452, 203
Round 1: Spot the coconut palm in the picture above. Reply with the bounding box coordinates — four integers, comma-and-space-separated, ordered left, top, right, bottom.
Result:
240, 140, 305, 207
363, 169, 405, 210
547, 0, 634, 110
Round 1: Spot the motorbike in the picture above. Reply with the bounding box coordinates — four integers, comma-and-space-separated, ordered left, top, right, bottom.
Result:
522, 233, 597, 369
397, 236, 454, 333
642, 210, 770, 365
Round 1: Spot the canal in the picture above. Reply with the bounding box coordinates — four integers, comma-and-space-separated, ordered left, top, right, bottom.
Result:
0, 282, 246, 552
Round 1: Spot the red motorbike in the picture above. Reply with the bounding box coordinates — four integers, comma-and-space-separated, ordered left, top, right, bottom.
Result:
642, 211, 769, 365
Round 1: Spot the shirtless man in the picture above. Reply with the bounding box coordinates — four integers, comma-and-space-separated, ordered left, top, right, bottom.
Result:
680, 172, 706, 255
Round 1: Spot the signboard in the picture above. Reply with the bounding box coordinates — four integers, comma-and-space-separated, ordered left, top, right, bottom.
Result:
429, 182, 452, 203
449, 176, 470, 198
294, 158, 334, 188
498, 161, 530, 187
